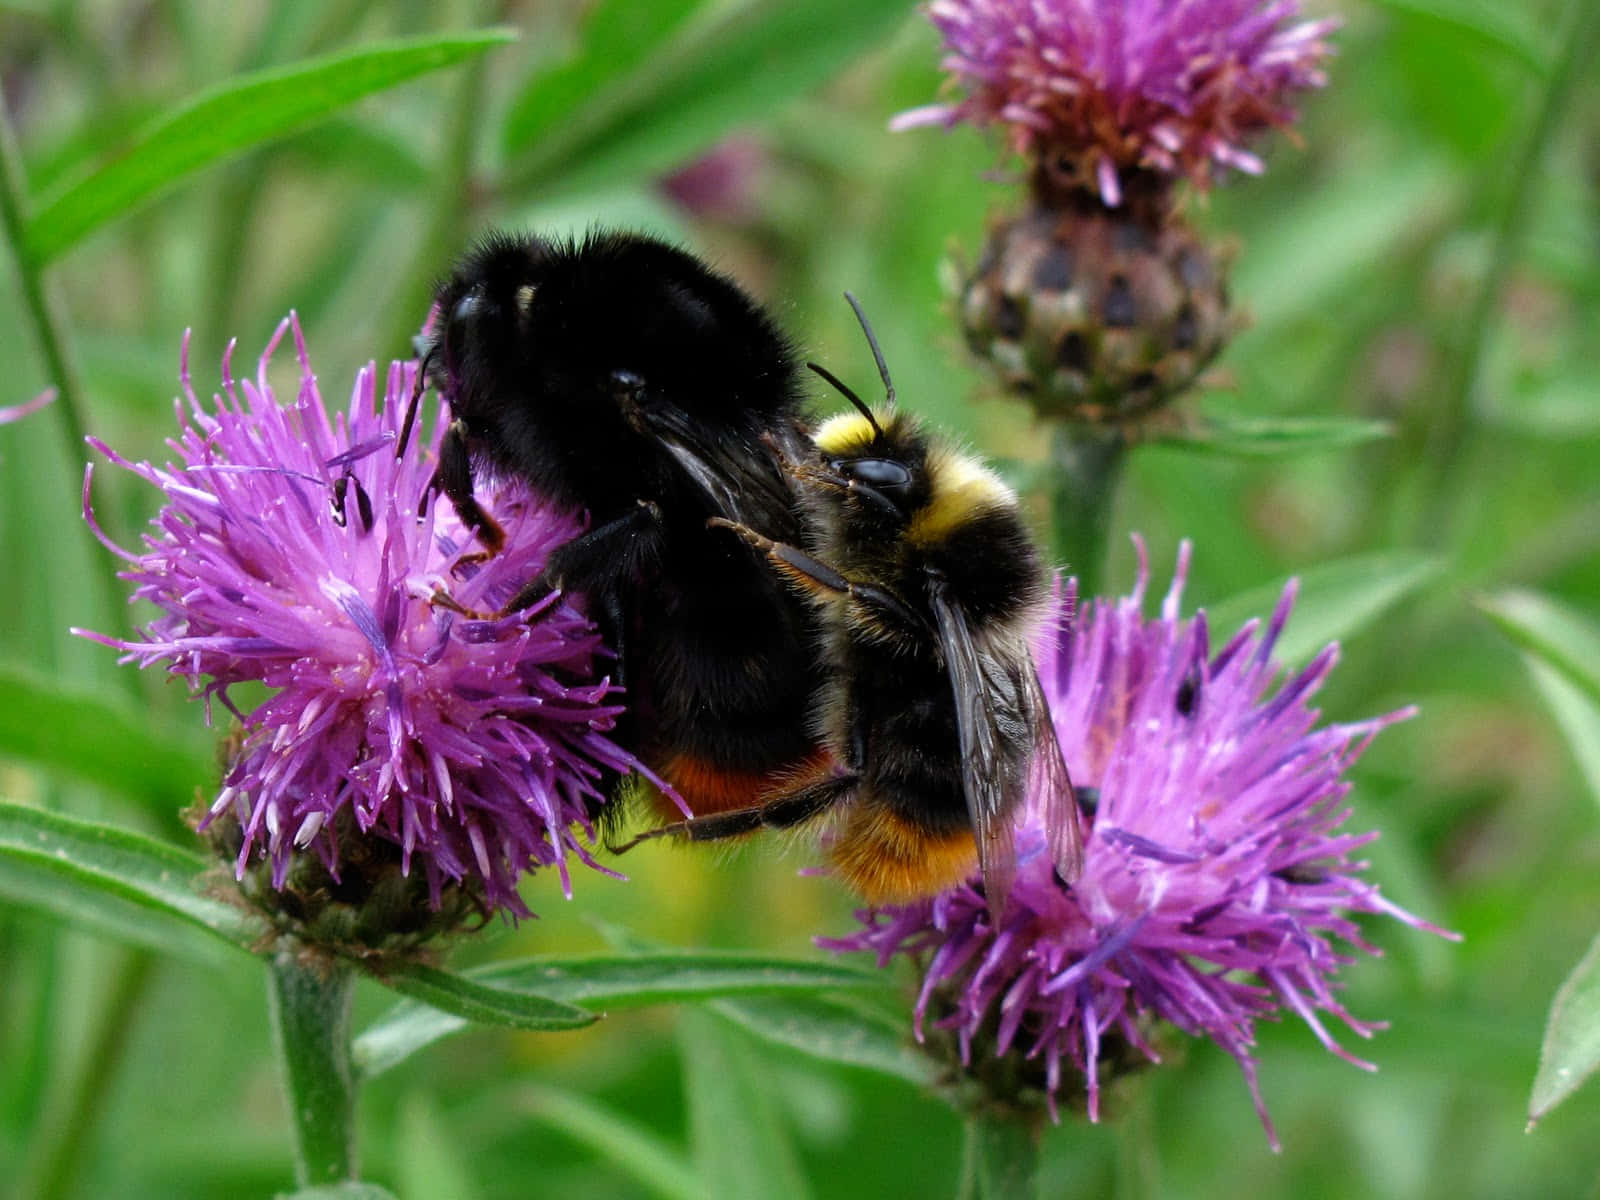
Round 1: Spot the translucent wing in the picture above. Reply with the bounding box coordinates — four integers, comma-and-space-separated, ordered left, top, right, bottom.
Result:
927, 574, 1019, 919
1022, 657, 1084, 885
633, 401, 803, 535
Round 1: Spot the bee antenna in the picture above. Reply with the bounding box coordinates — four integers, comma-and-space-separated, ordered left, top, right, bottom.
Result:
806, 361, 886, 443
843, 291, 894, 408
397, 345, 433, 460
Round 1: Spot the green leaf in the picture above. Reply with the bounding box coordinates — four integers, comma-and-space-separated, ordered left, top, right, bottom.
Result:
516, 1084, 703, 1200
1147, 414, 1393, 458
0, 801, 257, 958
372, 960, 597, 1035
354, 952, 879, 1078
1530, 928, 1600, 1125
1205, 552, 1446, 666
25, 29, 517, 263
711, 994, 940, 1089
1475, 590, 1600, 708
1522, 657, 1600, 809
680, 1009, 813, 1200
1366, 0, 1554, 76
502, 0, 703, 154
503, 0, 906, 196
0, 665, 213, 807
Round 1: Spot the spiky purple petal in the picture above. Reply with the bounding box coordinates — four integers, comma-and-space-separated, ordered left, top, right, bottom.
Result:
77, 317, 649, 917
897, 0, 1338, 202
824, 539, 1455, 1147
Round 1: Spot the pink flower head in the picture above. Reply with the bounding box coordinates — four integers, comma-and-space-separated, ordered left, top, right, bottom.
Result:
895, 0, 1337, 204
77, 317, 651, 917
823, 540, 1455, 1147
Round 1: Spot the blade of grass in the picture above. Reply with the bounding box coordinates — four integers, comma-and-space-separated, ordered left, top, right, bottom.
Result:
25, 29, 516, 263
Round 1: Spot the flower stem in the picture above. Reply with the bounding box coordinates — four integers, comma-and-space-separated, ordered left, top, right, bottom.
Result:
1413, 0, 1599, 546
1046, 423, 1127, 597
269, 954, 359, 1186
0, 88, 139, 663
0, 91, 91, 481
964, 1112, 1040, 1200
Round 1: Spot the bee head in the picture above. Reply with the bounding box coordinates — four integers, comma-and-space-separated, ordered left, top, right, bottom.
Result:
806, 409, 930, 528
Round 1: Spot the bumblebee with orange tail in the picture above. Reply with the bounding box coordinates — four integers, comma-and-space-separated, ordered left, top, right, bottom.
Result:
421, 230, 828, 824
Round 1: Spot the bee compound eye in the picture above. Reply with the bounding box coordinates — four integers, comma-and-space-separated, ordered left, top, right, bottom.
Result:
844, 458, 912, 491
451, 292, 480, 327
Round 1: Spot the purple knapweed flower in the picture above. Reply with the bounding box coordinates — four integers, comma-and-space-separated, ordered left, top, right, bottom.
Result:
824, 540, 1455, 1148
895, 0, 1338, 205
76, 316, 652, 919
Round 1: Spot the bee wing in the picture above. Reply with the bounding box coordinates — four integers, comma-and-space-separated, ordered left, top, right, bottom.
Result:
927, 575, 1019, 918
1022, 659, 1084, 885
636, 404, 800, 532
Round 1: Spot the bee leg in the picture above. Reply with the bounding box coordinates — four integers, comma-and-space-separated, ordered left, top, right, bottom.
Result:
709, 519, 929, 634
609, 773, 859, 853
502, 500, 663, 614
434, 419, 506, 559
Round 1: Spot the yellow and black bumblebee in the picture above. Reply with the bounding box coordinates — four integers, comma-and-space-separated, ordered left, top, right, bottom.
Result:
623, 297, 1085, 907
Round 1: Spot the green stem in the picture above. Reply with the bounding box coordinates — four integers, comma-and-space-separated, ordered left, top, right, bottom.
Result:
1047, 424, 1128, 598
1414, 0, 1599, 545
0, 90, 92, 496
0, 88, 138, 662
20, 950, 156, 1200
269, 954, 359, 1186
965, 1111, 1040, 1200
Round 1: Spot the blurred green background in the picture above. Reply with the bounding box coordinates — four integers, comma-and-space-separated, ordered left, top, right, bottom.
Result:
1, 0, 1597, 1197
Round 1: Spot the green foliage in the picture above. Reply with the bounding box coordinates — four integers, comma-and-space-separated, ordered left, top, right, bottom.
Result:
1, 0, 1597, 1196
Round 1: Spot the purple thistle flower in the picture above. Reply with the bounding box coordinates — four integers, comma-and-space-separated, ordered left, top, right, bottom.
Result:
76, 316, 653, 920
823, 540, 1455, 1148
895, 0, 1338, 205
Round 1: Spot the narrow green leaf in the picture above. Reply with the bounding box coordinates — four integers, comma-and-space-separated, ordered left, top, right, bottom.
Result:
0, 801, 257, 957
515, 1084, 703, 1200
1475, 590, 1600, 708
680, 1009, 813, 1200
1366, 0, 1554, 76
1522, 656, 1600, 809
504, 0, 906, 195
1205, 552, 1445, 666
26, 29, 516, 262
373, 960, 597, 1034
0, 665, 213, 807
502, 0, 703, 153
1147, 414, 1393, 458
1530, 928, 1600, 1125
711, 994, 940, 1089
277, 117, 431, 189
354, 952, 879, 1078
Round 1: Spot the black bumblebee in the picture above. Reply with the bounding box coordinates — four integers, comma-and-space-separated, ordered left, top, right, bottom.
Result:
421, 230, 828, 821
625, 297, 1084, 907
